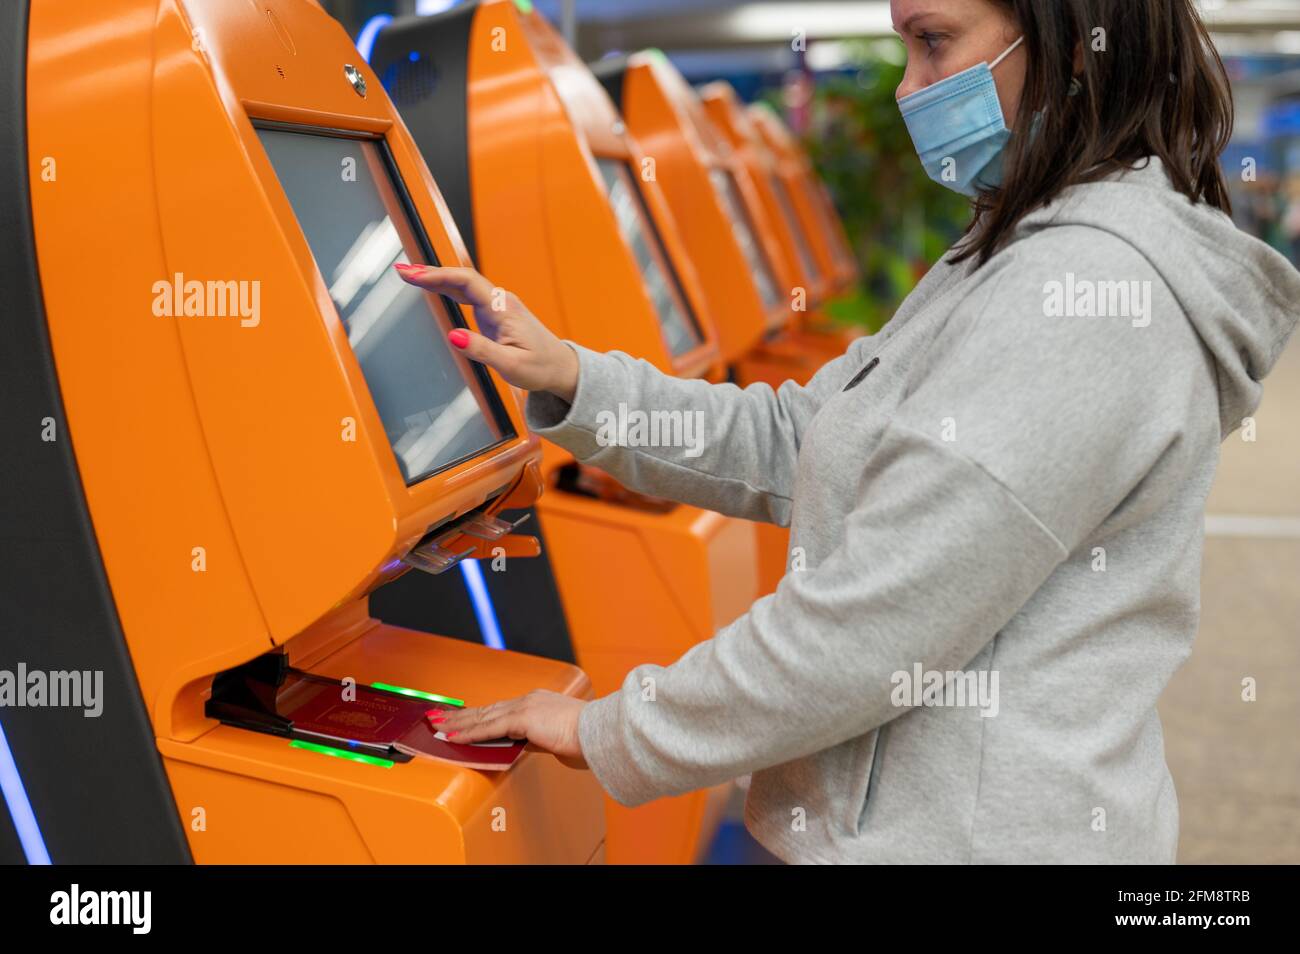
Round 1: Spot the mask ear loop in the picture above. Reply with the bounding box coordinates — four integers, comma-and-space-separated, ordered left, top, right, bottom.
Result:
990, 35, 1026, 71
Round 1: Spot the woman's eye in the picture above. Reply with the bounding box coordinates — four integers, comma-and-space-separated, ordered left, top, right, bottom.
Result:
920, 32, 943, 53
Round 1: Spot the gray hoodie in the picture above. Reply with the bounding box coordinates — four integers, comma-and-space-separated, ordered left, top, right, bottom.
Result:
526, 158, 1300, 863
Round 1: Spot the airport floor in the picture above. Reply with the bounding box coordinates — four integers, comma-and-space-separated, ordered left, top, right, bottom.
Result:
1165, 328, 1300, 864
705, 330, 1300, 866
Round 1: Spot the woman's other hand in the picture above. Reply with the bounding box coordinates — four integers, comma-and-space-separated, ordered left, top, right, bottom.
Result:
428, 689, 589, 770
395, 264, 579, 402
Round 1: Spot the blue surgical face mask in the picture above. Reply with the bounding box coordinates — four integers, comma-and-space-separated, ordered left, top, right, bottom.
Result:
898, 36, 1025, 197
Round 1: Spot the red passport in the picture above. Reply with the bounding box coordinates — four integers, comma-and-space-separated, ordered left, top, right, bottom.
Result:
278, 672, 525, 771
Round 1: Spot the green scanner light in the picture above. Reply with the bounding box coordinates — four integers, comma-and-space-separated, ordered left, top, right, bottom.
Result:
370, 682, 465, 707
290, 740, 394, 768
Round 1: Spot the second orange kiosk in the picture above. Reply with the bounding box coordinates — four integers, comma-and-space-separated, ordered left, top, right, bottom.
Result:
369, 0, 758, 864
592, 51, 840, 596
591, 51, 789, 369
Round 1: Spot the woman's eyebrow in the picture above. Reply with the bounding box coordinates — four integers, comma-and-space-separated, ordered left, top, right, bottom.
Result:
896, 12, 938, 34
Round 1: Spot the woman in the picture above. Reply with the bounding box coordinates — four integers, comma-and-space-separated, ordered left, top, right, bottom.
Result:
397, 0, 1300, 863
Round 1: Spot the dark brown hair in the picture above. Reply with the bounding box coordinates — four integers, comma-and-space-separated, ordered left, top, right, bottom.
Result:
955, 0, 1235, 265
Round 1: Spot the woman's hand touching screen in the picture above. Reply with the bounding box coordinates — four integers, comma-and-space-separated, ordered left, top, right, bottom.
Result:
396, 264, 580, 403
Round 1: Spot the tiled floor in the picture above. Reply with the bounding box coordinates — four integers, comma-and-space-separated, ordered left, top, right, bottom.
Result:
1161, 332, 1300, 864
705, 331, 1300, 866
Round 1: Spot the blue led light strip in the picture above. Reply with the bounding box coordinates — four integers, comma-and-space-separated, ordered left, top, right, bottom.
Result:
459, 559, 506, 650
0, 715, 52, 864
355, 9, 506, 654
354, 14, 392, 63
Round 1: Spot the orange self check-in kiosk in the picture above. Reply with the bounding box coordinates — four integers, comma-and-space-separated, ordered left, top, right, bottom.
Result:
694, 80, 865, 592
369, 0, 757, 864
1, 0, 604, 864
699, 81, 860, 368
591, 52, 836, 597
701, 81, 836, 312
748, 102, 860, 297
591, 51, 785, 366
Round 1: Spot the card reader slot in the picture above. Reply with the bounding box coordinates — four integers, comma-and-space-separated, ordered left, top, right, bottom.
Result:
206, 653, 417, 763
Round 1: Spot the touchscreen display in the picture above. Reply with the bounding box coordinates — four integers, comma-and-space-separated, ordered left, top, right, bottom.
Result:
708, 167, 781, 308
257, 126, 509, 484
770, 174, 822, 286
595, 157, 703, 358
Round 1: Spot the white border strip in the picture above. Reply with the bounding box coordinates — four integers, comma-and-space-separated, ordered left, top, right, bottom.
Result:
1204, 514, 1300, 539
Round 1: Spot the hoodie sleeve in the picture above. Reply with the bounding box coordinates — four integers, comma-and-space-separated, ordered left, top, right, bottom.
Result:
525, 341, 865, 525
575, 228, 1210, 806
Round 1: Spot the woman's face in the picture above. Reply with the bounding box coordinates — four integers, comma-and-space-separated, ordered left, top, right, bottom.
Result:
892, 0, 1026, 123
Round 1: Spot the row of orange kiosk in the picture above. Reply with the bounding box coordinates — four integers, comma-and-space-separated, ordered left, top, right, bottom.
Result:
0, 0, 858, 865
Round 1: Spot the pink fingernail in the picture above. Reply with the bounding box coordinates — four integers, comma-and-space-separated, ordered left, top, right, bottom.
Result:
446, 730, 459, 738
448, 329, 470, 349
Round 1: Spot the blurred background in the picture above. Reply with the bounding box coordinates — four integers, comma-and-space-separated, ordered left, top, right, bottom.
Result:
324, 0, 1300, 333
320, 0, 1300, 865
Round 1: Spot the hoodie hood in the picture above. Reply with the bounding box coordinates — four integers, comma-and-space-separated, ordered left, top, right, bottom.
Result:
1014, 157, 1300, 438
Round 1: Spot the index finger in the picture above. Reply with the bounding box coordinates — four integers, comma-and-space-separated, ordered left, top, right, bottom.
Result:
434, 700, 506, 733
429, 701, 521, 744
395, 264, 495, 309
